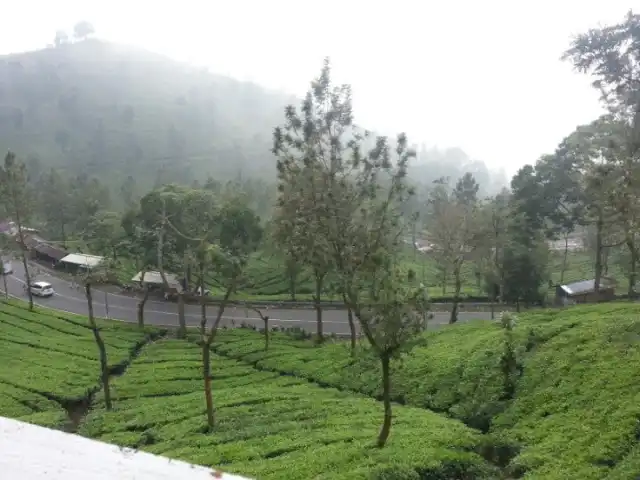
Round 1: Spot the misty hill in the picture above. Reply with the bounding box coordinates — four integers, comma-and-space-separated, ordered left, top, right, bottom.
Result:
414, 146, 508, 196
0, 39, 295, 190
0, 39, 505, 194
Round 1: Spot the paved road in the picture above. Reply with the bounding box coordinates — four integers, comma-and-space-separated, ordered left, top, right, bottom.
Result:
1, 262, 492, 335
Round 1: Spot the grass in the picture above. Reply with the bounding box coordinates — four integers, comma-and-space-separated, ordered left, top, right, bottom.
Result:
212, 303, 640, 479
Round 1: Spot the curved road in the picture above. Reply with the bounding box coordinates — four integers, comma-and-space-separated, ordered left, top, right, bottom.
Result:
2, 262, 492, 335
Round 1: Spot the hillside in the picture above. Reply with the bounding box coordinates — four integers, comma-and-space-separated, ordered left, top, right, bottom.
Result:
214, 304, 640, 479
0, 40, 295, 190
0, 40, 505, 197
2, 299, 640, 478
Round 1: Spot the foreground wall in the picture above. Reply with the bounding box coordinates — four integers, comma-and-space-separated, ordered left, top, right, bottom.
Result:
0, 416, 251, 480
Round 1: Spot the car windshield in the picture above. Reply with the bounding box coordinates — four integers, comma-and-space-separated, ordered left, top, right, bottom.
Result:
33, 283, 51, 289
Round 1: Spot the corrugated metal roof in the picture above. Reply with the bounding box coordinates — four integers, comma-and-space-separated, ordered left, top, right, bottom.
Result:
0, 416, 251, 480
131, 271, 183, 291
60, 253, 104, 268
33, 243, 68, 261
560, 278, 615, 295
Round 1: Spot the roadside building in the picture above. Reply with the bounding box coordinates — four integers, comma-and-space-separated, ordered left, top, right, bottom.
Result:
555, 277, 616, 305
131, 270, 183, 299
59, 253, 104, 273
22, 235, 68, 265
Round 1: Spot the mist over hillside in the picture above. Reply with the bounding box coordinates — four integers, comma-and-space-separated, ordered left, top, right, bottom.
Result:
0, 39, 505, 195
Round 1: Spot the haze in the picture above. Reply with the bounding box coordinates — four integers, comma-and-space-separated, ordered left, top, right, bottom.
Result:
1, 0, 630, 175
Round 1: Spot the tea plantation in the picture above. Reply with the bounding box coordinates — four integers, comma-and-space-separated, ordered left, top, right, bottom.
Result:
213, 304, 640, 479
0, 300, 497, 479
2, 300, 640, 479
0, 301, 155, 426
113, 247, 621, 301
80, 340, 496, 479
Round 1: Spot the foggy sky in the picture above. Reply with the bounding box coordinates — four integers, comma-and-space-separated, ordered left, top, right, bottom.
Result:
1, 0, 631, 175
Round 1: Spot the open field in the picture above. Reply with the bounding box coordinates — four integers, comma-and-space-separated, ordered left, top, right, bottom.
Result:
3, 299, 640, 478
109, 247, 622, 303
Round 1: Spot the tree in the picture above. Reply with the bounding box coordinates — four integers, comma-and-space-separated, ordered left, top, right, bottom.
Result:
501, 214, 549, 310
563, 11, 640, 119
427, 175, 482, 323
168, 195, 262, 431
54, 30, 69, 47
322, 131, 428, 447
273, 59, 429, 445
481, 189, 511, 316
272, 58, 358, 350
120, 175, 137, 210
73, 21, 95, 41
81, 264, 113, 410
534, 153, 585, 283
269, 193, 306, 302
38, 169, 73, 247
85, 211, 124, 260
564, 12, 640, 297
0, 260, 7, 300
0, 151, 34, 310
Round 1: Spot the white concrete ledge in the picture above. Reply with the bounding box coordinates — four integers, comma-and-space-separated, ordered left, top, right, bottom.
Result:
0, 416, 251, 480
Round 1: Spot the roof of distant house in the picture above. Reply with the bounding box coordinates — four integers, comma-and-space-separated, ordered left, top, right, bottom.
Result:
0, 416, 251, 480
559, 278, 616, 296
59, 253, 104, 268
131, 271, 183, 291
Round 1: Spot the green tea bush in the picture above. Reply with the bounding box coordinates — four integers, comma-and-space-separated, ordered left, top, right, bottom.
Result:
82, 339, 496, 479
214, 304, 640, 479
0, 301, 153, 422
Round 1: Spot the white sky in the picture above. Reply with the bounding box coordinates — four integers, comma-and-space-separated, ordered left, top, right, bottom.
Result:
1, 1, 635, 175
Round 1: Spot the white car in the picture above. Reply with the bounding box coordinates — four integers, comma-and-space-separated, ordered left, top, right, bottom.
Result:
30, 281, 54, 297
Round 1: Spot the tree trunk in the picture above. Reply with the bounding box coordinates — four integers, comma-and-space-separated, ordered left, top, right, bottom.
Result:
377, 353, 392, 448
137, 287, 150, 328
560, 233, 569, 284
594, 213, 604, 294
177, 293, 186, 338
263, 316, 270, 351
449, 263, 462, 324
287, 261, 297, 301
85, 282, 112, 410
202, 340, 214, 430
313, 272, 324, 344
16, 225, 33, 310
490, 289, 495, 320
341, 292, 357, 356
61, 222, 67, 249
627, 236, 638, 300
1, 256, 8, 300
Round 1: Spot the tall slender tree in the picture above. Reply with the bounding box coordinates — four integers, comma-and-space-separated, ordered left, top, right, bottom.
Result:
0, 151, 34, 310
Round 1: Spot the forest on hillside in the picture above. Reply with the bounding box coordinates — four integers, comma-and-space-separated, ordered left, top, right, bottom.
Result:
0, 35, 506, 203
